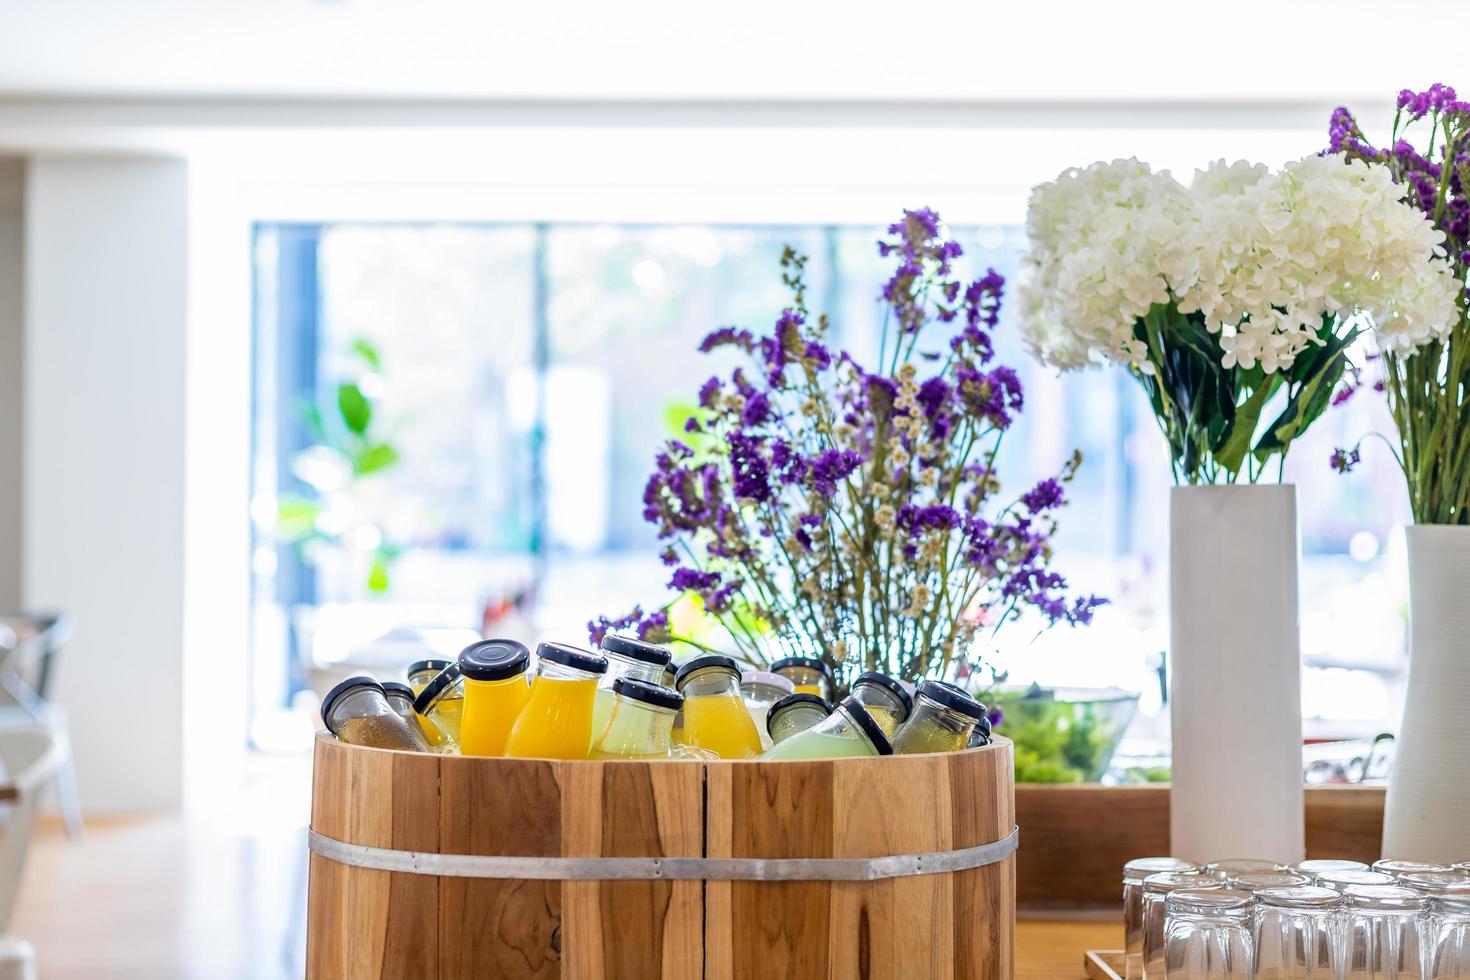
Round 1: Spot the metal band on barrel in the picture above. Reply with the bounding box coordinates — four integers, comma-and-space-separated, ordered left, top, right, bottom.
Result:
308, 826, 1018, 882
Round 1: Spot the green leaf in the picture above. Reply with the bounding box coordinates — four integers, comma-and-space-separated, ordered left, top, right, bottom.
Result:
353, 442, 400, 476
350, 338, 382, 372
338, 383, 372, 435
367, 554, 391, 593
1213, 378, 1278, 477
1256, 323, 1360, 457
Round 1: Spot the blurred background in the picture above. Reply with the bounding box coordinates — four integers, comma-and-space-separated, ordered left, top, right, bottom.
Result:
0, 0, 1461, 974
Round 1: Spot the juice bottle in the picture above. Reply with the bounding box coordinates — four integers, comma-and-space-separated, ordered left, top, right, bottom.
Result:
740, 670, 794, 750
413, 664, 467, 747
457, 638, 532, 757
406, 658, 452, 696
890, 680, 985, 754
382, 682, 420, 724
322, 676, 427, 752
589, 678, 683, 759
761, 697, 892, 760
674, 655, 763, 759
664, 661, 684, 743
504, 642, 608, 760
849, 671, 913, 738
766, 692, 832, 745
771, 656, 833, 700
590, 634, 672, 749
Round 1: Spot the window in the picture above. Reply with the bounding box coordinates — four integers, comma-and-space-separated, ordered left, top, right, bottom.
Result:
249, 220, 1410, 759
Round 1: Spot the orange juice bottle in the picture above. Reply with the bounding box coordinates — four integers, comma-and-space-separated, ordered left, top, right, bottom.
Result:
590, 634, 672, 749
771, 656, 833, 701
674, 655, 763, 759
504, 642, 608, 760
457, 639, 532, 757
412, 664, 467, 747
407, 658, 453, 696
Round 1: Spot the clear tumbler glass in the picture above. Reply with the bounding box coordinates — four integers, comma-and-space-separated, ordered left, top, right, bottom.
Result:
1125, 858, 1199, 980
1144, 872, 1222, 980
1204, 858, 1289, 881
1426, 885, 1470, 978
1296, 858, 1370, 881
1163, 888, 1253, 980
1342, 884, 1427, 980
1318, 870, 1396, 893
1253, 885, 1343, 980
1228, 871, 1311, 893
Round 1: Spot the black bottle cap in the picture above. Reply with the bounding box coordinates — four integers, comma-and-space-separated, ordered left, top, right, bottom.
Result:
674, 654, 741, 689
838, 697, 894, 756
613, 677, 684, 711
852, 671, 914, 718
412, 663, 463, 715
765, 692, 832, 737
407, 658, 452, 679
459, 639, 532, 681
916, 680, 986, 719
381, 681, 415, 703
770, 656, 831, 677
535, 641, 608, 675
600, 633, 673, 667
321, 675, 385, 731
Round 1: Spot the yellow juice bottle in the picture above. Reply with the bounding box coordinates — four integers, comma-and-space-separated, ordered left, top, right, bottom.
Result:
849, 671, 914, 738
890, 681, 984, 754
407, 658, 453, 696
771, 656, 833, 701
504, 642, 608, 760
458, 639, 533, 757
589, 634, 672, 749
674, 655, 763, 759
412, 664, 467, 746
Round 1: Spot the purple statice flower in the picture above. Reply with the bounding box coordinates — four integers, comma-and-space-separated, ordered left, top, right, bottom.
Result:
698, 376, 722, 409
659, 546, 678, 566
916, 376, 951, 420
957, 365, 1024, 429
669, 567, 721, 592
683, 417, 702, 433
699, 327, 755, 353
704, 580, 742, 613
742, 390, 773, 428
727, 432, 772, 502
588, 607, 643, 647
1330, 447, 1362, 473
809, 449, 864, 497
1021, 478, 1065, 513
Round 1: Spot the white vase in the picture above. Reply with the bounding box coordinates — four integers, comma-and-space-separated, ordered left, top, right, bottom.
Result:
1381, 524, 1470, 862
1169, 485, 1304, 864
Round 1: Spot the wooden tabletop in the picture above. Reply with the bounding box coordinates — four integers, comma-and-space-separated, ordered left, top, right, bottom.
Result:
1018, 918, 1120, 979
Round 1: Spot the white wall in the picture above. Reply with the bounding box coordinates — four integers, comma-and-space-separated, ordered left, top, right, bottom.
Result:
0, 158, 20, 611
24, 156, 188, 812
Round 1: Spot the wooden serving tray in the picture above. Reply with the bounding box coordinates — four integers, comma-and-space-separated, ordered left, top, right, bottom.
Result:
1084, 949, 1124, 980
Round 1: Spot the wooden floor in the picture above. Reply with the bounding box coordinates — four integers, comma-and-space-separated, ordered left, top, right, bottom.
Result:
8, 756, 1118, 978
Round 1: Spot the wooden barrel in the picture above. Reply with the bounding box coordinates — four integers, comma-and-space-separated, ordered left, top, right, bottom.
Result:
307, 733, 1016, 979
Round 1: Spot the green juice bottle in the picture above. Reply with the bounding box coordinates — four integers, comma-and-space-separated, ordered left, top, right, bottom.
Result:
760, 697, 893, 761
589, 678, 684, 759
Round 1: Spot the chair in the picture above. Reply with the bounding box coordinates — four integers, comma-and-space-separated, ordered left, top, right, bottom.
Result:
0, 615, 81, 839
0, 726, 66, 980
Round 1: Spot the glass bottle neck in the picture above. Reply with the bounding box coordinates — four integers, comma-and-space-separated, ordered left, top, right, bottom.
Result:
601, 652, 665, 686
681, 668, 741, 698
910, 693, 977, 733
536, 660, 602, 683
852, 683, 905, 715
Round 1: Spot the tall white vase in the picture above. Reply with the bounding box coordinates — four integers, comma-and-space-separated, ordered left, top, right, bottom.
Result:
1382, 524, 1470, 861
1169, 485, 1304, 864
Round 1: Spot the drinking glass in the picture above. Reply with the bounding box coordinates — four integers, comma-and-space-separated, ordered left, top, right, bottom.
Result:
1203, 858, 1289, 881
1318, 870, 1396, 893
1342, 884, 1427, 980
1124, 858, 1198, 980
1296, 858, 1370, 881
1227, 871, 1311, 893
1374, 858, 1451, 878
1144, 872, 1222, 980
1253, 886, 1342, 980
1427, 887, 1470, 978
1164, 888, 1253, 980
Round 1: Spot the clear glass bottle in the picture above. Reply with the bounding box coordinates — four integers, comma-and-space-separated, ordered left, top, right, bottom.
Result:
674, 654, 763, 759
849, 671, 913, 738
967, 710, 994, 749
1142, 872, 1221, 980
590, 678, 684, 759
770, 656, 832, 700
1252, 885, 1343, 980
740, 670, 794, 750
891, 680, 984, 754
665, 660, 684, 743
590, 634, 672, 748
1123, 859, 1199, 980
406, 658, 452, 696
760, 697, 892, 760
458, 639, 532, 757
1342, 884, 1426, 980
322, 676, 427, 751
766, 692, 831, 745
412, 662, 466, 748
1162, 888, 1253, 980
504, 642, 608, 760
381, 681, 419, 722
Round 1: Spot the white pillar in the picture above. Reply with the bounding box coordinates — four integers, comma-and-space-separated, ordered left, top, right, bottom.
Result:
23, 156, 189, 812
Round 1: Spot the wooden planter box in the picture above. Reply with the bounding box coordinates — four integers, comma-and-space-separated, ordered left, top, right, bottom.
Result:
307, 733, 1017, 980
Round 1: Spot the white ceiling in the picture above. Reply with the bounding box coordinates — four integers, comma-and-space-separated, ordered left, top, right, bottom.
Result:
0, 0, 1463, 103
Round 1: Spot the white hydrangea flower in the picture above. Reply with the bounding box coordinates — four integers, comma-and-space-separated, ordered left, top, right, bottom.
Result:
1021, 154, 1461, 375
